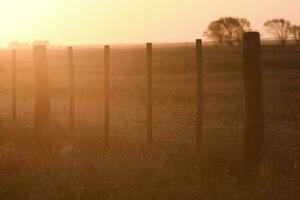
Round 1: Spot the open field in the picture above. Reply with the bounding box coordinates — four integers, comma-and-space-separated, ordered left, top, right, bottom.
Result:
0, 44, 299, 199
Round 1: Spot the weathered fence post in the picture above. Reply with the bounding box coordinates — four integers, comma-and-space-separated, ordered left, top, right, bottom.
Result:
146, 43, 153, 146
196, 39, 203, 150
12, 50, 16, 124
68, 47, 75, 130
243, 32, 264, 168
104, 45, 110, 150
33, 45, 51, 138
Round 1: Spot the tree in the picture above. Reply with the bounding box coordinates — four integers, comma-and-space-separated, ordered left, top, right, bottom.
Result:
290, 25, 300, 45
33, 40, 50, 46
264, 19, 291, 46
204, 17, 251, 46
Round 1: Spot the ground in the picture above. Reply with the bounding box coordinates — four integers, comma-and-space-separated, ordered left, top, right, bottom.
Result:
0, 44, 299, 199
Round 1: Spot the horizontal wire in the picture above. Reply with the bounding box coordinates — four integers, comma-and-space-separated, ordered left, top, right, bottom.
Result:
265, 143, 299, 151
70, 131, 243, 146
73, 119, 243, 130
2, 121, 298, 152
12, 89, 198, 97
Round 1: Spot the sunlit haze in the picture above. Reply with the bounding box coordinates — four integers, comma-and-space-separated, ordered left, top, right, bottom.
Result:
0, 0, 300, 46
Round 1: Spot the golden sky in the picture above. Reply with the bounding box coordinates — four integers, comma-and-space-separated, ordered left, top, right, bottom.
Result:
0, 0, 299, 46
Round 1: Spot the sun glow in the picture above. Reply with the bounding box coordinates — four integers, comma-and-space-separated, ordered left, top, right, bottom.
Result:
0, 0, 197, 46
0, 1, 49, 45
0, 0, 116, 46
0, 0, 300, 47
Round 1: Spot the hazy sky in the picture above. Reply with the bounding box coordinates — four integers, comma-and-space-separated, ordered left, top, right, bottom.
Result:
0, 0, 299, 46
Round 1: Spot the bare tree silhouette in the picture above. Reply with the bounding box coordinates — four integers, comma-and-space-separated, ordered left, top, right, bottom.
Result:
290, 25, 300, 45
204, 17, 251, 46
264, 19, 291, 46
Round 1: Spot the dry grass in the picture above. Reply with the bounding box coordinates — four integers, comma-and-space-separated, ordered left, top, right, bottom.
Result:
0, 44, 299, 199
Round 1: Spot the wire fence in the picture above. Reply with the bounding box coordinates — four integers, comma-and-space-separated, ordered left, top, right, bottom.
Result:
2, 36, 300, 51
0, 34, 299, 164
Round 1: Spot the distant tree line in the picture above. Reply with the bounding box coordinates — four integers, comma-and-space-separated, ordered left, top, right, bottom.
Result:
204, 17, 300, 46
9, 40, 50, 49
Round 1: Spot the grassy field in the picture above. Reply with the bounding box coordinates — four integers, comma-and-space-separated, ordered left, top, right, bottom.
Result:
0, 44, 299, 199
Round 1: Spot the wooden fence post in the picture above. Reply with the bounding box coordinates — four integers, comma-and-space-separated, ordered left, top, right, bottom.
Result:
146, 43, 153, 146
33, 45, 51, 138
196, 39, 203, 150
243, 32, 264, 168
68, 47, 75, 130
12, 50, 16, 124
104, 45, 110, 150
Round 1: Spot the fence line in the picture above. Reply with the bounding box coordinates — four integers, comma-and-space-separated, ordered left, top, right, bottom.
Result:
66, 119, 244, 130
104, 45, 110, 150
146, 43, 153, 146
6, 32, 268, 168
196, 39, 203, 149
11, 49, 16, 124
243, 32, 264, 167
3, 121, 298, 153
68, 47, 75, 130
33, 45, 51, 138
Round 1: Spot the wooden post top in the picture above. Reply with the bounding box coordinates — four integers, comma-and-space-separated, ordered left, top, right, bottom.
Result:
33, 45, 47, 50
243, 32, 261, 48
